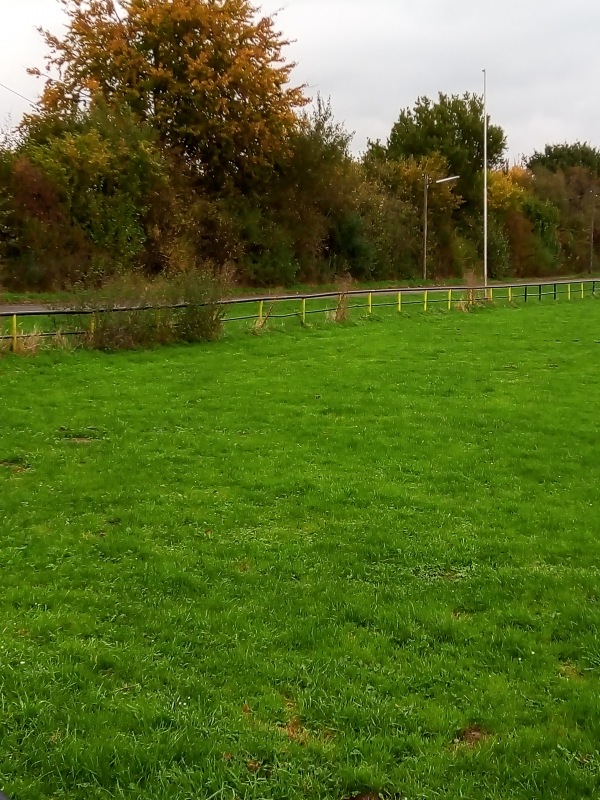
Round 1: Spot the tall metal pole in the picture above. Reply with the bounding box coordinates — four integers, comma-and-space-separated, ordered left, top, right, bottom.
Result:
483, 69, 488, 289
591, 191, 596, 275
423, 174, 429, 282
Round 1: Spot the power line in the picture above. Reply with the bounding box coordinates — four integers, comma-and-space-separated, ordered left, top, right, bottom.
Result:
0, 82, 37, 107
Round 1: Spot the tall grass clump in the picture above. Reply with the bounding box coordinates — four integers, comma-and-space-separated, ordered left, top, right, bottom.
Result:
75, 270, 226, 351
327, 274, 354, 323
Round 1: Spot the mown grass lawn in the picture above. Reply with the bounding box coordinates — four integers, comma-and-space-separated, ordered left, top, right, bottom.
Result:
1, 302, 600, 800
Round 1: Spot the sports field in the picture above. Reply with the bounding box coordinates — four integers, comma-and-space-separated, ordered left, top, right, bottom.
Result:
1, 302, 600, 799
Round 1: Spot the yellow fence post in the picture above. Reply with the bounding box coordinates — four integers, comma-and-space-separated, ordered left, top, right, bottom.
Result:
397, 291, 402, 313
258, 300, 264, 324
11, 314, 17, 352
508, 286, 513, 303
568, 284, 571, 301
301, 298, 306, 325
490, 287, 494, 301
368, 292, 373, 315
424, 290, 428, 312
581, 282, 585, 299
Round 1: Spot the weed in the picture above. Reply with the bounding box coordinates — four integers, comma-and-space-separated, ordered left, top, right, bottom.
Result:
74, 270, 226, 350
252, 302, 274, 333
328, 274, 353, 323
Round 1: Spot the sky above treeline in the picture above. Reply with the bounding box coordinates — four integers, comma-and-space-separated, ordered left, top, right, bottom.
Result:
2, 0, 599, 162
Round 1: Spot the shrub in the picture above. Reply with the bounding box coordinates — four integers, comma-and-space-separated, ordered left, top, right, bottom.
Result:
77, 272, 225, 351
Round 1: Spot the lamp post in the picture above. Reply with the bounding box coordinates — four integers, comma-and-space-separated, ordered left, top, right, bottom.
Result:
423, 174, 460, 282
590, 190, 597, 275
483, 68, 488, 290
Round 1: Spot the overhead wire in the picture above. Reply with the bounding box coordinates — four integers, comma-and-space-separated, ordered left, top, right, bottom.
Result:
0, 82, 37, 106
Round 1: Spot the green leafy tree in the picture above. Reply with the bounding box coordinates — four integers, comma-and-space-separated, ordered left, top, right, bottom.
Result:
530, 163, 598, 273
362, 152, 463, 278
237, 96, 368, 284
2, 102, 168, 288
527, 142, 600, 177
369, 93, 506, 209
274, 97, 366, 280
26, 103, 166, 266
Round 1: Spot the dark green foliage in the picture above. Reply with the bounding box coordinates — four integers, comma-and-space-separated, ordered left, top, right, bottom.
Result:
0, 103, 167, 289
527, 142, 600, 176
523, 197, 561, 266
530, 165, 597, 274
237, 207, 299, 287
373, 93, 507, 208
0, 86, 597, 289
328, 212, 375, 279
487, 216, 512, 280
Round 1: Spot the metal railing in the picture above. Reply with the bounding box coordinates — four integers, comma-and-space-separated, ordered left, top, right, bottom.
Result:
1, 278, 597, 351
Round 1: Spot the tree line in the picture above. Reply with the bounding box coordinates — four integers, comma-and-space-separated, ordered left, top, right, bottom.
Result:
0, 0, 598, 292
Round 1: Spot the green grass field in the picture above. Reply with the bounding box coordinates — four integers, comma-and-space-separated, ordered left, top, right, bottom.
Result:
2, 302, 600, 799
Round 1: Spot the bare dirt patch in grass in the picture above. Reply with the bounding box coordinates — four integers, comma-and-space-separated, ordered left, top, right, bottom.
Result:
453, 725, 491, 748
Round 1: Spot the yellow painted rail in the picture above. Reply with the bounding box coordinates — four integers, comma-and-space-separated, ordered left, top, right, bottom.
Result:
1, 278, 598, 350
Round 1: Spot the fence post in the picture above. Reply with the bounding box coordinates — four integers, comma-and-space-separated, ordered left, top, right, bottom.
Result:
581, 282, 585, 299
554, 284, 557, 301
489, 287, 494, 302
301, 298, 306, 325
424, 290, 428, 312
508, 285, 513, 303
397, 291, 402, 313
524, 286, 528, 303
11, 314, 17, 352
538, 284, 542, 301
448, 289, 452, 310
368, 292, 372, 315
568, 284, 571, 301
593, 281, 596, 297
258, 300, 264, 325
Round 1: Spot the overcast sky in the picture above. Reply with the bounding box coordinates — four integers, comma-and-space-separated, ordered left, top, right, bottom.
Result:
2, 0, 599, 161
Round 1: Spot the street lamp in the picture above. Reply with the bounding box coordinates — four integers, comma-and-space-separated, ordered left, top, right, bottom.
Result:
483, 68, 488, 289
590, 190, 597, 275
423, 174, 460, 282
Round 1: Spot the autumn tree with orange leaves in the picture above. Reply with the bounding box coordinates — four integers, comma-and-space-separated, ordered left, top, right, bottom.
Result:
32, 0, 307, 193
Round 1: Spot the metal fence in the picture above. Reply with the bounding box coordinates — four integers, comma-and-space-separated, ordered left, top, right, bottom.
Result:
1, 277, 598, 351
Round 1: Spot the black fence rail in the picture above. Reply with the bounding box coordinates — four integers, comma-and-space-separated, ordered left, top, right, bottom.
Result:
1, 278, 597, 350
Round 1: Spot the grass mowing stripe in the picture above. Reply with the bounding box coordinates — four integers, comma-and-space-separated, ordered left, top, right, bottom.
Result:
1, 302, 600, 799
